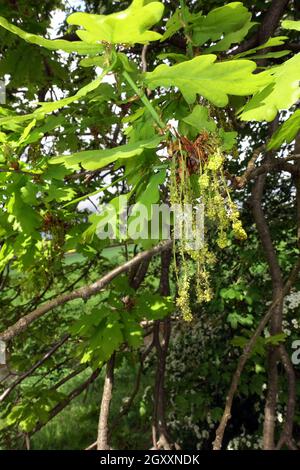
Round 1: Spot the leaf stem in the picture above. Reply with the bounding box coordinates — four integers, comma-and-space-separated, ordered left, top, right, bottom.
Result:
122, 70, 165, 130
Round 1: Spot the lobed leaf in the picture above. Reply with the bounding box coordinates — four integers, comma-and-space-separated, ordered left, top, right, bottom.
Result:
51, 137, 161, 171
268, 110, 300, 150
0, 16, 103, 54
146, 55, 270, 107
67, 0, 164, 45
241, 53, 300, 121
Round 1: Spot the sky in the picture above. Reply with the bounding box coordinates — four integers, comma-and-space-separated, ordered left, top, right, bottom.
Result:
49, 0, 84, 38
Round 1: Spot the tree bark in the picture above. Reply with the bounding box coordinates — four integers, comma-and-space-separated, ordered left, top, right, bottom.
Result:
97, 354, 115, 450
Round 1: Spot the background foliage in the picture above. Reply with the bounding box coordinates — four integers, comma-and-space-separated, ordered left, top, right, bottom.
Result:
0, 0, 300, 451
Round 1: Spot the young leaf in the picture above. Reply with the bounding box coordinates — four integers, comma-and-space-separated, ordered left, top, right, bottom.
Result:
146, 55, 270, 106
7, 193, 41, 235
182, 105, 217, 132
192, 2, 255, 52
268, 110, 300, 150
241, 53, 300, 121
235, 36, 288, 58
51, 137, 161, 171
282, 20, 300, 31
0, 16, 103, 54
0, 69, 110, 126
67, 0, 164, 45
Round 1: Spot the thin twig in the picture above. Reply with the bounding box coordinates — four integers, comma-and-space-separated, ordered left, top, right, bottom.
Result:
0, 335, 69, 402
30, 368, 100, 436
0, 241, 172, 343
213, 257, 300, 450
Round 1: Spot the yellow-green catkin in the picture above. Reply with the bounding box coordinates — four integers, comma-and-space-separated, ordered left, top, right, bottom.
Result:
169, 131, 247, 321
176, 271, 193, 322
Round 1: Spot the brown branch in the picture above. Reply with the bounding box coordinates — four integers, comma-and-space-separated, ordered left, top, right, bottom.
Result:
0, 168, 39, 176
276, 133, 300, 451
0, 335, 69, 403
91, 244, 154, 450
86, 246, 154, 451
258, 0, 291, 45
85, 341, 156, 451
234, 145, 265, 188
0, 240, 172, 343
232, 0, 291, 54
110, 341, 154, 435
251, 165, 283, 307
276, 345, 297, 450
30, 368, 100, 436
152, 318, 172, 450
263, 348, 279, 449
129, 258, 151, 290
235, 154, 300, 189
97, 354, 115, 450
294, 135, 300, 247
53, 365, 87, 391
213, 256, 300, 450
251, 147, 283, 449
141, 45, 149, 73
152, 249, 176, 450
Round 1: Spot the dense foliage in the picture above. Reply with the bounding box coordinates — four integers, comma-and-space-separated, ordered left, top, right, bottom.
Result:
0, 0, 300, 451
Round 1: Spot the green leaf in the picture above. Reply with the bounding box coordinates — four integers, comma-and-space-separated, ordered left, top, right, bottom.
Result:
192, 2, 255, 52
17, 119, 36, 146
231, 335, 265, 356
70, 306, 110, 336
7, 193, 41, 235
265, 333, 287, 346
133, 170, 166, 214
45, 184, 76, 203
182, 105, 217, 132
126, 170, 166, 241
157, 52, 188, 63
81, 316, 124, 366
282, 20, 300, 31
161, 5, 201, 41
122, 315, 143, 349
0, 68, 111, 126
268, 110, 300, 150
146, 55, 269, 106
240, 53, 300, 121
220, 286, 242, 300
234, 36, 288, 58
0, 243, 14, 272
219, 129, 237, 151
51, 137, 161, 171
82, 194, 130, 242
227, 312, 254, 329
67, 0, 164, 45
0, 16, 103, 54
21, 116, 66, 146
247, 50, 290, 60
43, 164, 70, 181
161, 8, 185, 41
136, 294, 174, 321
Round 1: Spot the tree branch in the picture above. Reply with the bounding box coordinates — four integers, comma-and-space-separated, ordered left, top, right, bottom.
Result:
30, 368, 100, 436
97, 354, 115, 450
0, 334, 69, 403
235, 154, 300, 189
0, 241, 172, 343
152, 249, 176, 450
213, 257, 300, 450
232, 0, 291, 54
276, 345, 297, 449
